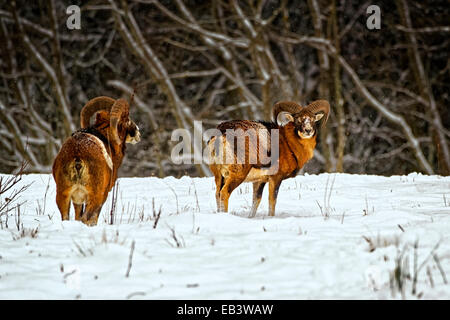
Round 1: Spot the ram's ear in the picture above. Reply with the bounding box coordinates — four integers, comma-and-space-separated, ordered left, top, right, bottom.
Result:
314, 112, 324, 122
276, 112, 294, 126
305, 100, 330, 128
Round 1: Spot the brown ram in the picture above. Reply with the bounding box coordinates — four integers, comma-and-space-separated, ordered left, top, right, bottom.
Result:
52, 96, 141, 226
208, 100, 330, 217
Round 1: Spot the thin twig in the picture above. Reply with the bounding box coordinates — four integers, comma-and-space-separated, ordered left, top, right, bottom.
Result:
433, 253, 448, 284
125, 240, 136, 278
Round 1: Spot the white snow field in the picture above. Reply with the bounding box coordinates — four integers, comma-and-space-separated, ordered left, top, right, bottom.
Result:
0, 172, 449, 300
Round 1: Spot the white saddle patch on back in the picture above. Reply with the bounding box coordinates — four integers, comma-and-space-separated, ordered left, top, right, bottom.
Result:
86, 133, 113, 170
207, 126, 272, 165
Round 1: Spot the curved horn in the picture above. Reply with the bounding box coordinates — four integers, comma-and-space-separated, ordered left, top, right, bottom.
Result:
80, 96, 116, 128
272, 101, 302, 121
305, 100, 330, 128
110, 98, 130, 145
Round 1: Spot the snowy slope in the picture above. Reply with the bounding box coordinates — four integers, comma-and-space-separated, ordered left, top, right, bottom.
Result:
0, 173, 449, 299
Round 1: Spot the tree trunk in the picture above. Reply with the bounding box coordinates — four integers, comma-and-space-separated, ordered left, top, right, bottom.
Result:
331, 0, 346, 172
396, 0, 450, 175
308, 0, 334, 172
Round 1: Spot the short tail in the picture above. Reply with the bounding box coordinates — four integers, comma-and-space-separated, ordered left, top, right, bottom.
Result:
75, 157, 82, 172
69, 157, 85, 182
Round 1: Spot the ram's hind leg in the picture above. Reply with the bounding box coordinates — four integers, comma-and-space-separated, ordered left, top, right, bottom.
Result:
214, 175, 224, 211
81, 186, 107, 226
56, 189, 71, 221
218, 167, 251, 213
85, 208, 102, 226
217, 179, 234, 212
81, 202, 103, 226
249, 182, 266, 218
210, 165, 224, 212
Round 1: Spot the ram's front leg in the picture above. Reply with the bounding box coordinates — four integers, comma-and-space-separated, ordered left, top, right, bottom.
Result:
268, 178, 283, 217
73, 203, 84, 221
249, 181, 266, 218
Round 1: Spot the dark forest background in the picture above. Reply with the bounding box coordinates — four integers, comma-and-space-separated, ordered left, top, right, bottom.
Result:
0, 0, 449, 178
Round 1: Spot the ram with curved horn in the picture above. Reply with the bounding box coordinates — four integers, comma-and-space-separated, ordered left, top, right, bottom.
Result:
52, 96, 141, 226
208, 100, 330, 217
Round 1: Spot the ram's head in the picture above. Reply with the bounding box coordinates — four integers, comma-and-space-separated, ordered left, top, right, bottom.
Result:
80, 96, 141, 145
273, 100, 330, 139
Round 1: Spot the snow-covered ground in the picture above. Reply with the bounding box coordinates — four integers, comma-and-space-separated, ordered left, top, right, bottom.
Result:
0, 172, 449, 299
